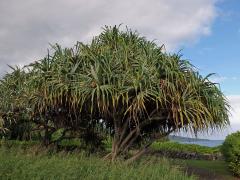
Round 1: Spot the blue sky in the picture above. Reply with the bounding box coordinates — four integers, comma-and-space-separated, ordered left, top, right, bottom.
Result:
182, 0, 240, 95
179, 0, 240, 139
180, 0, 240, 139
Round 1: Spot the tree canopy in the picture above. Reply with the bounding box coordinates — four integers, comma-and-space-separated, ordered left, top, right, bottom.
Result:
0, 26, 229, 161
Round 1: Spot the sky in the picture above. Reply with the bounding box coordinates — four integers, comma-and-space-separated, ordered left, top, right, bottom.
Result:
0, 0, 239, 139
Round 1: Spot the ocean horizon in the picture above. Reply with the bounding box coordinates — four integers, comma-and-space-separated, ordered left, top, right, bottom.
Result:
169, 135, 224, 147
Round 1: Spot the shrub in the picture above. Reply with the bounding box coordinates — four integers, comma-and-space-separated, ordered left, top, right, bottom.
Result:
229, 160, 240, 177
221, 131, 240, 177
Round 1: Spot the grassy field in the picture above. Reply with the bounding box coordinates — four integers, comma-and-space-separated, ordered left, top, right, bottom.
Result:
0, 146, 195, 180
0, 139, 237, 180
150, 141, 237, 179
180, 159, 236, 180
185, 159, 230, 174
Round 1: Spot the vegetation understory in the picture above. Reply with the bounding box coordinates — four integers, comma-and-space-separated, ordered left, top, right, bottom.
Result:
0, 142, 194, 180
0, 139, 237, 180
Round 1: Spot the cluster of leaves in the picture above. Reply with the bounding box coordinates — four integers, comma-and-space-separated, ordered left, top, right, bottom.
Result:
221, 131, 240, 177
0, 25, 229, 161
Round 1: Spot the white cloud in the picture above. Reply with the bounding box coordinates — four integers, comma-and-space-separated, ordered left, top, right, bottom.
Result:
0, 0, 217, 75
227, 95, 240, 125
210, 76, 240, 83
210, 76, 228, 83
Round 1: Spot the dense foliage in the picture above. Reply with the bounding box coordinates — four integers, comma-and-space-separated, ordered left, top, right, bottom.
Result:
221, 131, 240, 177
0, 26, 229, 161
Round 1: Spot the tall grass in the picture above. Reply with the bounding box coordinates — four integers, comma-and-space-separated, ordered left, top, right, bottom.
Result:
0, 146, 195, 180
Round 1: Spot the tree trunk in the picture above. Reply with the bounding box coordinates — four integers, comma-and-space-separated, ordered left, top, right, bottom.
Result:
105, 115, 175, 162
109, 125, 139, 161
43, 127, 51, 146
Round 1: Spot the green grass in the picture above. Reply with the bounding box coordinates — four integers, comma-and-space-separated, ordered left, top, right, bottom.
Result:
151, 141, 220, 155
0, 146, 195, 180
176, 159, 235, 180
0, 139, 39, 147
185, 159, 230, 174
2, 140, 235, 179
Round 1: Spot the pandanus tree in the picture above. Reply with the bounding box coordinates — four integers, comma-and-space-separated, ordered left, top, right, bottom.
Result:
0, 26, 229, 162
0, 67, 34, 139
76, 26, 229, 162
